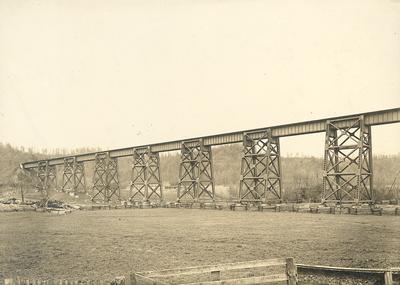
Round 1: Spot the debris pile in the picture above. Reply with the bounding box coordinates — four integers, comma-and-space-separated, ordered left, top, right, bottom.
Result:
37, 198, 81, 214
0, 198, 36, 212
0, 197, 80, 214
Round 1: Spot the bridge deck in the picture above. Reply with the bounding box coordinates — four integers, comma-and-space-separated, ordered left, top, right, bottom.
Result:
21, 107, 400, 169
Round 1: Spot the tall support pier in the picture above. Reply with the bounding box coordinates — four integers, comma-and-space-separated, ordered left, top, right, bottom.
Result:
129, 147, 163, 206
62, 157, 86, 194
91, 152, 120, 203
238, 129, 282, 204
36, 161, 57, 197
322, 116, 374, 204
177, 140, 215, 205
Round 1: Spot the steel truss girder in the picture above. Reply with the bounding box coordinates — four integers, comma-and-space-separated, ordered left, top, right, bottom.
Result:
177, 140, 215, 203
36, 161, 57, 196
129, 147, 163, 203
91, 152, 120, 203
322, 115, 374, 204
62, 157, 86, 194
239, 129, 282, 203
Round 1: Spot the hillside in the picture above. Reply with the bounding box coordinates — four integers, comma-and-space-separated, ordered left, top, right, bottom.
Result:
0, 143, 48, 187
1, 143, 399, 201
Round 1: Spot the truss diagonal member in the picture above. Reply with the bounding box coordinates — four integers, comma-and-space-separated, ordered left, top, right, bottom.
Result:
322, 116, 374, 205
62, 158, 74, 192
238, 129, 282, 204
106, 156, 120, 202
177, 140, 215, 203
74, 161, 86, 193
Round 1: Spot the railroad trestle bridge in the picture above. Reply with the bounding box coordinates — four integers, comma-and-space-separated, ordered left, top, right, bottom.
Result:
20, 108, 400, 206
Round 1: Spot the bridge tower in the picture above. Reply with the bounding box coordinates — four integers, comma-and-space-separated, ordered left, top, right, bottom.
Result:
129, 147, 163, 207
91, 152, 120, 203
238, 129, 282, 204
322, 115, 374, 204
177, 140, 215, 206
62, 157, 86, 194
36, 161, 57, 197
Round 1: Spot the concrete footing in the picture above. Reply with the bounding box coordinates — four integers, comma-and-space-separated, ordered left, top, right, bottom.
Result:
230, 203, 249, 211
191, 202, 201, 209
140, 202, 151, 209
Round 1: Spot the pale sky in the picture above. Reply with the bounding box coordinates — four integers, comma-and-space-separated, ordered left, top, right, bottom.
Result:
0, 0, 399, 157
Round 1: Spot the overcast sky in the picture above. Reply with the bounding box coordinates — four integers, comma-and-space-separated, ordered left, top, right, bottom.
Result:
0, 0, 399, 157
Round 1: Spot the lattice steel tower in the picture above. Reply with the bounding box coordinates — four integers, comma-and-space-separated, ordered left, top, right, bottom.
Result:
177, 140, 215, 204
36, 161, 57, 197
62, 157, 86, 194
238, 130, 282, 204
129, 147, 163, 205
322, 115, 373, 204
91, 152, 120, 203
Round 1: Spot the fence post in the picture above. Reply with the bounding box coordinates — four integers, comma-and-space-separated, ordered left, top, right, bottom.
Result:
384, 271, 393, 285
286, 257, 298, 285
5, 279, 14, 285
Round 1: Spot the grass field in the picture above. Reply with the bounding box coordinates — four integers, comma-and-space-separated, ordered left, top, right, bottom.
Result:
0, 209, 399, 282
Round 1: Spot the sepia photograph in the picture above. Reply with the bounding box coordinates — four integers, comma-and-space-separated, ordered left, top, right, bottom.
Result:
0, 0, 399, 284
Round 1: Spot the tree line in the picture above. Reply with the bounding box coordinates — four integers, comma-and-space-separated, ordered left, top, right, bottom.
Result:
0, 142, 399, 201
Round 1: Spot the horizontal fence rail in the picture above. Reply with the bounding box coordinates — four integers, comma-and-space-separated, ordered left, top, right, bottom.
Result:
139, 258, 287, 278
297, 264, 400, 274
133, 257, 297, 285
21, 108, 400, 169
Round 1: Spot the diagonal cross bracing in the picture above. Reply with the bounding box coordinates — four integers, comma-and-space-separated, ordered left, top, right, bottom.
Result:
129, 147, 163, 204
322, 115, 373, 204
239, 129, 282, 203
36, 161, 57, 197
91, 152, 120, 203
177, 140, 215, 203
62, 157, 86, 194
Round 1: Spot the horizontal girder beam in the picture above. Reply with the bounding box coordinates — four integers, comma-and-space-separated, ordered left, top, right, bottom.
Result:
21, 108, 400, 169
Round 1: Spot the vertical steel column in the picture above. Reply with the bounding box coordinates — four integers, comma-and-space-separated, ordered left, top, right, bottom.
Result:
177, 140, 215, 203
92, 152, 120, 203
36, 161, 57, 197
37, 161, 47, 193
238, 129, 282, 204
62, 157, 86, 194
146, 150, 163, 203
322, 116, 374, 204
92, 153, 107, 201
130, 148, 147, 202
129, 147, 163, 205
106, 156, 120, 201
267, 131, 283, 200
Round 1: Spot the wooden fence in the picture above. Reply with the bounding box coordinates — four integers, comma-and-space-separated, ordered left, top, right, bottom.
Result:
4, 260, 400, 285
132, 258, 297, 285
